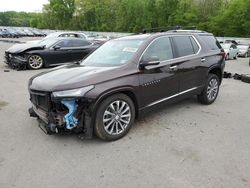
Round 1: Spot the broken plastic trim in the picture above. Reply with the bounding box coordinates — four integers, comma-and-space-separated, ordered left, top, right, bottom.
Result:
61, 99, 78, 130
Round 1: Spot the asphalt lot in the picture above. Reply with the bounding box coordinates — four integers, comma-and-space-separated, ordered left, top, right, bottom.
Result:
0, 40, 250, 188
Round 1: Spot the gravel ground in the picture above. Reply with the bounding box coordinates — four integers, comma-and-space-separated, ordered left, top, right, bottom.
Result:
0, 40, 250, 188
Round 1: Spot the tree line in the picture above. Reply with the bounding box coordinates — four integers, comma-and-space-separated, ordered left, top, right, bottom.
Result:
1, 0, 250, 37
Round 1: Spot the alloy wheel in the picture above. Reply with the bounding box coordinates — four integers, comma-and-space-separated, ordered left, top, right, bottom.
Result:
207, 78, 218, 101
103, 100, 131, 135
28, 55, 43, 69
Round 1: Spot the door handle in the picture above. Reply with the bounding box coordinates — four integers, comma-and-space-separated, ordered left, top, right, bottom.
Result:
201, 58, 206, 62
170, 65, 178, 71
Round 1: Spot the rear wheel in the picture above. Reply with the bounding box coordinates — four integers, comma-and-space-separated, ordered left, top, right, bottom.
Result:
198, 74, 220, 105
94, 94, 135, 141
27, 54, 44, 69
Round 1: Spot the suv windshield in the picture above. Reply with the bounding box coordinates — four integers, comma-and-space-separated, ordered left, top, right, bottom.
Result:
82, 39, 145, 67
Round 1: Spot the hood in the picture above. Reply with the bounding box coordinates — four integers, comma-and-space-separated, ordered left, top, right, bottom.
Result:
239, 49, 247, 53
6, 42, 44, 54
29, 64, 135, 92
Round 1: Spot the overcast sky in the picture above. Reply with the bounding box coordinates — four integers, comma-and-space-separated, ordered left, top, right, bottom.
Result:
0, 0, 49, 12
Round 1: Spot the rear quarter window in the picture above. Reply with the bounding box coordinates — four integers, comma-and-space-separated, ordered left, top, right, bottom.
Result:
172, 36, 198, 57
201, 35, 221, 50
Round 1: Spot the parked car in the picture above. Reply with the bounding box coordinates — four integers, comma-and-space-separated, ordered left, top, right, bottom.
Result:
0, 29, 11, 38
5, 38, 99, 69
43, 32, 88, 40
0, 30, 4, 38
92, 35, 111, 44
221, 43, 239, 60
28, 30, 225, 141
237, 44, 250, 58
224, 40, 238, 45
5, 28, 20, 38
14, 28, 28, 37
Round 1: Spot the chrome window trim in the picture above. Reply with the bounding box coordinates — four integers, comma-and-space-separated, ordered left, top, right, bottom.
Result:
138, 35, 202, 67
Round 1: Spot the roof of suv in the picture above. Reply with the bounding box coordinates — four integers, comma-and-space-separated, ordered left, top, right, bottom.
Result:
117, 30, 213, 41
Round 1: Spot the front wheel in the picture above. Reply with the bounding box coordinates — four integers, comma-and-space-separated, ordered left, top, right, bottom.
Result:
94, 94, 135, 141
27, 54, 44, 69
197, 74, 220, 105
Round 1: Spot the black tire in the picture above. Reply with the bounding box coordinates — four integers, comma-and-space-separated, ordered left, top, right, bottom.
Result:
94, 94, 135, 141
197, 74, 220, 105
27, 54, 44, 70
241, 74, 250, 83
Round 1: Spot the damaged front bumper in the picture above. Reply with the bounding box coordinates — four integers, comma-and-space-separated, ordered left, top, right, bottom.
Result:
29, 94, 94, 138
4, 52, 27, 69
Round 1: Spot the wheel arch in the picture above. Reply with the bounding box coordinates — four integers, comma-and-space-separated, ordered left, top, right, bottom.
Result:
92, 87, 139, 119
26, 51, 46, 66
208, 66, 223, 84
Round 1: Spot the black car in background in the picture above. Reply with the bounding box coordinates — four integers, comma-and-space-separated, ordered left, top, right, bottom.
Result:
5, 38, 99, 69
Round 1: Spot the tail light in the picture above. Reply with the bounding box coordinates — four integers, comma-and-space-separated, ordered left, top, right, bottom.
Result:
220, 48, 226, 59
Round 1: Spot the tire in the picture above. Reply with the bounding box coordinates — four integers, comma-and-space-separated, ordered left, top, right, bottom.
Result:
27, 54, 44, 70
226, 54, 229, 60
94, 94, 135, 141
234, 53, 238, 59
241, 74, 250, 83
197, 74, 220, 105
245, 53, 248, 58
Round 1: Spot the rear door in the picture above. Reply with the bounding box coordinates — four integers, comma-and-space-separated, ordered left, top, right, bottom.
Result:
171, 36, 204, 92
69, 39, 94, 61
138, 36, 179, 108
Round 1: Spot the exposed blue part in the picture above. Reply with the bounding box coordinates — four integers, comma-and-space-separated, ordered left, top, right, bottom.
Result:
61, 100, 78, 130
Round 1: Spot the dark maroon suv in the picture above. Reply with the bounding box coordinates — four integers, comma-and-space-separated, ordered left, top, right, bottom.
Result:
28, 30, 225, 141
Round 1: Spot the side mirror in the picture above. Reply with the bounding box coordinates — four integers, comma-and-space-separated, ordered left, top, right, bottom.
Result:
139, 57, 160, 69
53, 45, 61, 50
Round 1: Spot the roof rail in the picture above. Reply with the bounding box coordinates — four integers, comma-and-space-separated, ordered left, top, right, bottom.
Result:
142, 26, 199, 34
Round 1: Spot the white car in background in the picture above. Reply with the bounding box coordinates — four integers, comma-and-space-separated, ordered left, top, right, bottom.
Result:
237, 44, 250, 58
221, 43, 239, 60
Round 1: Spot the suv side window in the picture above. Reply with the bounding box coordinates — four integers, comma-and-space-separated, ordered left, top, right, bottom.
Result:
142, 37, 173, 62
200, 35, 221, 50
172, 36, 197, 57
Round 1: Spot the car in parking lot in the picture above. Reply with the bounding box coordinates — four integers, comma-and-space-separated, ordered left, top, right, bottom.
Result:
221, 43, 239, 60
5, 38, 99, 69
28, 30, 225, 141
237, 44, 250, 58
43, 32, 89, 40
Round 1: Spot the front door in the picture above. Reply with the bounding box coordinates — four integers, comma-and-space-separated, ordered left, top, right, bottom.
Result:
138, 36, 179, 108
